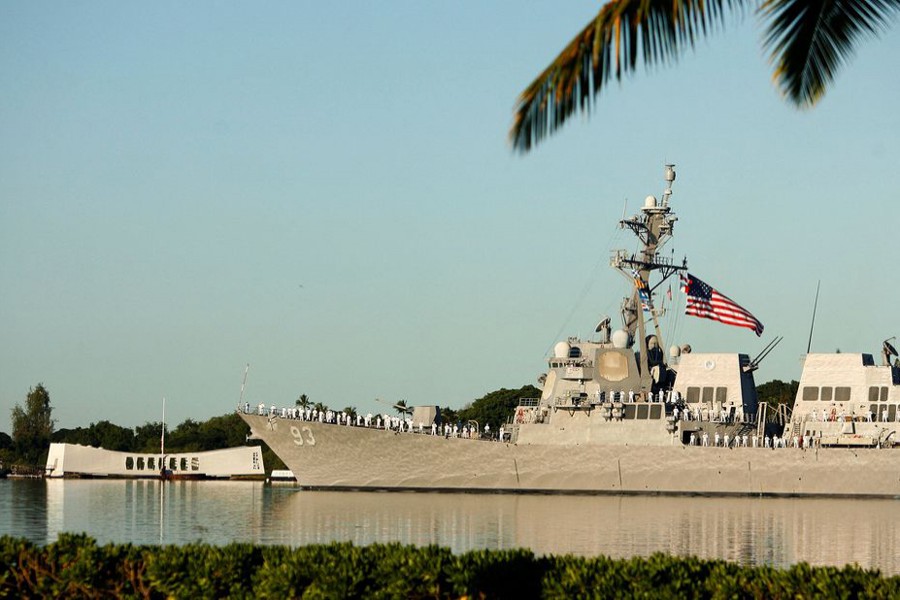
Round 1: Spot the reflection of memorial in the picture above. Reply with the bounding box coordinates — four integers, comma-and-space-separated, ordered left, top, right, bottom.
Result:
271, 491, 899, 574
42, 480, 269, 545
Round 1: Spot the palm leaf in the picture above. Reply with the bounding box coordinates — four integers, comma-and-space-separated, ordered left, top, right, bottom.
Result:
762, 0, 900, 107
511, 0, 747, 152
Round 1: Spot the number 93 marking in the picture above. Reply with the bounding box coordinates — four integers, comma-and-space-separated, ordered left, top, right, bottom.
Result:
290, 425, 316, 446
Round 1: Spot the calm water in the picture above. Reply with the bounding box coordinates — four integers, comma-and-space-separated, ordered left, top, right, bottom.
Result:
1, 479, 898, 574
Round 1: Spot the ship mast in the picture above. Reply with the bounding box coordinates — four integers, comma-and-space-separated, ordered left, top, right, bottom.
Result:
610, 164, 686, 392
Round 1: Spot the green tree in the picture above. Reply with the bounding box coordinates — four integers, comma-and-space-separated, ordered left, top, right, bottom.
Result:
296, 393, 310, 408
11, 383, 55, 465
394, 399, 409, 415
457, 385, 543, 432
510, 0, 900, 151
757, 379, 799, 411
134, 421, 165, 453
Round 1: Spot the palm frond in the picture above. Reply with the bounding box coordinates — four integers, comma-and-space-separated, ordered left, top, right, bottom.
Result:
510, 0, 746, 152
763, 0, 899, 107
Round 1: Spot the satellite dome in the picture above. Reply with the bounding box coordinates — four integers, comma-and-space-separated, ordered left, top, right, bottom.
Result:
669, 345, 681, 358
611, 329, 630, 349
643, 195, 657, 209
553, 341, 570, 358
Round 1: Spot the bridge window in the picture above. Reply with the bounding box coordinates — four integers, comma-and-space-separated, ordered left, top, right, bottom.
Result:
636, 404, 648, 419
820, 387, 833, 402
649, 405, 662, 419
702, 387, 714, 403
802, 386, 818, 401
835, 387, 851, 402
568, 346, 582, 358
715, 387, 727, 403
686, 387, 700, 403
881, 387, 889, 402
869, 387, 879, 402
623, 405, 637, 419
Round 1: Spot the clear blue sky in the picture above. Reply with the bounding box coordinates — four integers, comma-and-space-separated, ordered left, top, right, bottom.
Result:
2, 2, 898, 430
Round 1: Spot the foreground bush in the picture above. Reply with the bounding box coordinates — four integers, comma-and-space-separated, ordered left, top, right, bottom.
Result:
1, 533, 898, 599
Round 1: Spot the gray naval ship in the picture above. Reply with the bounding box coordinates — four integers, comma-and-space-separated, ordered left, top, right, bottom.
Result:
240, 166, 900, 497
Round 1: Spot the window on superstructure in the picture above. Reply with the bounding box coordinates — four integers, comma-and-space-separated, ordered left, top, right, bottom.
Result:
802, 387, 818, 401
686, 387, 700, 403
869, 387, 880, 402
649, 405, 662, 419
835, 387, 851, 402
821, 387, 833, 402
636, 404, 648, 419
624, 405, 637, 419
702, 387, 714, 404
715, 387, 727, 403
568, 347, 582, 358
880, 387, 889, 402
890, 405, 897, 422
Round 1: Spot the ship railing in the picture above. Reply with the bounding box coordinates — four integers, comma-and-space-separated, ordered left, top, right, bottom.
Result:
518, 398, 540, 407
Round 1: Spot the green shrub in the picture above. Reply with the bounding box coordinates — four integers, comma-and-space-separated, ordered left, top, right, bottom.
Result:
1, 536, 899, 599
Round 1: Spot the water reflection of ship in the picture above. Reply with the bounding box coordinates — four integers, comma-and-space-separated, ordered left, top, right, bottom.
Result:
267, 491, 899, 573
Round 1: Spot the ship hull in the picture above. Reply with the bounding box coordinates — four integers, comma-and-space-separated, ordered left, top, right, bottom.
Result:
241, 414, 900, 497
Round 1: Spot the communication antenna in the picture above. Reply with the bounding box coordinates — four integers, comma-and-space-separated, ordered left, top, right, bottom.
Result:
238, 363, 250, 408
806, 281, 820, 353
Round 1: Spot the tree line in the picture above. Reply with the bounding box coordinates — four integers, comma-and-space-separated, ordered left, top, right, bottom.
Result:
3, 380, 799, 471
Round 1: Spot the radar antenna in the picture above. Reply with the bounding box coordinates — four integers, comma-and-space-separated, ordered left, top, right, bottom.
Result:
882, 337, 897, 366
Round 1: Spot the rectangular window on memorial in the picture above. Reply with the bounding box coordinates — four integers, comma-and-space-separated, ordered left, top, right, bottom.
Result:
687, 387, 700, 403
835, 387, 851, 402
125, 457, 134, 470
821, 387, 833, 402
148, 457, 155, 470
180, 458, 188, 471
136, 457, 145, 470
191, 458, 200, 471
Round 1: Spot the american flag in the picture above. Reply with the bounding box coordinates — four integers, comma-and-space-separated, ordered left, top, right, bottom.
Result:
681, 273, 764, 336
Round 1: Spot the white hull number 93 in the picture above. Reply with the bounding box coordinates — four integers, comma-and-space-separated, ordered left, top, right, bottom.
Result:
290, 425, 316, 446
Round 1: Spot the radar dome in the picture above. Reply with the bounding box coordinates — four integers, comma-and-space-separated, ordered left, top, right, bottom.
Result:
643, 195, 657, 209
611, 329, 630, 349
553, 342, 570, 358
